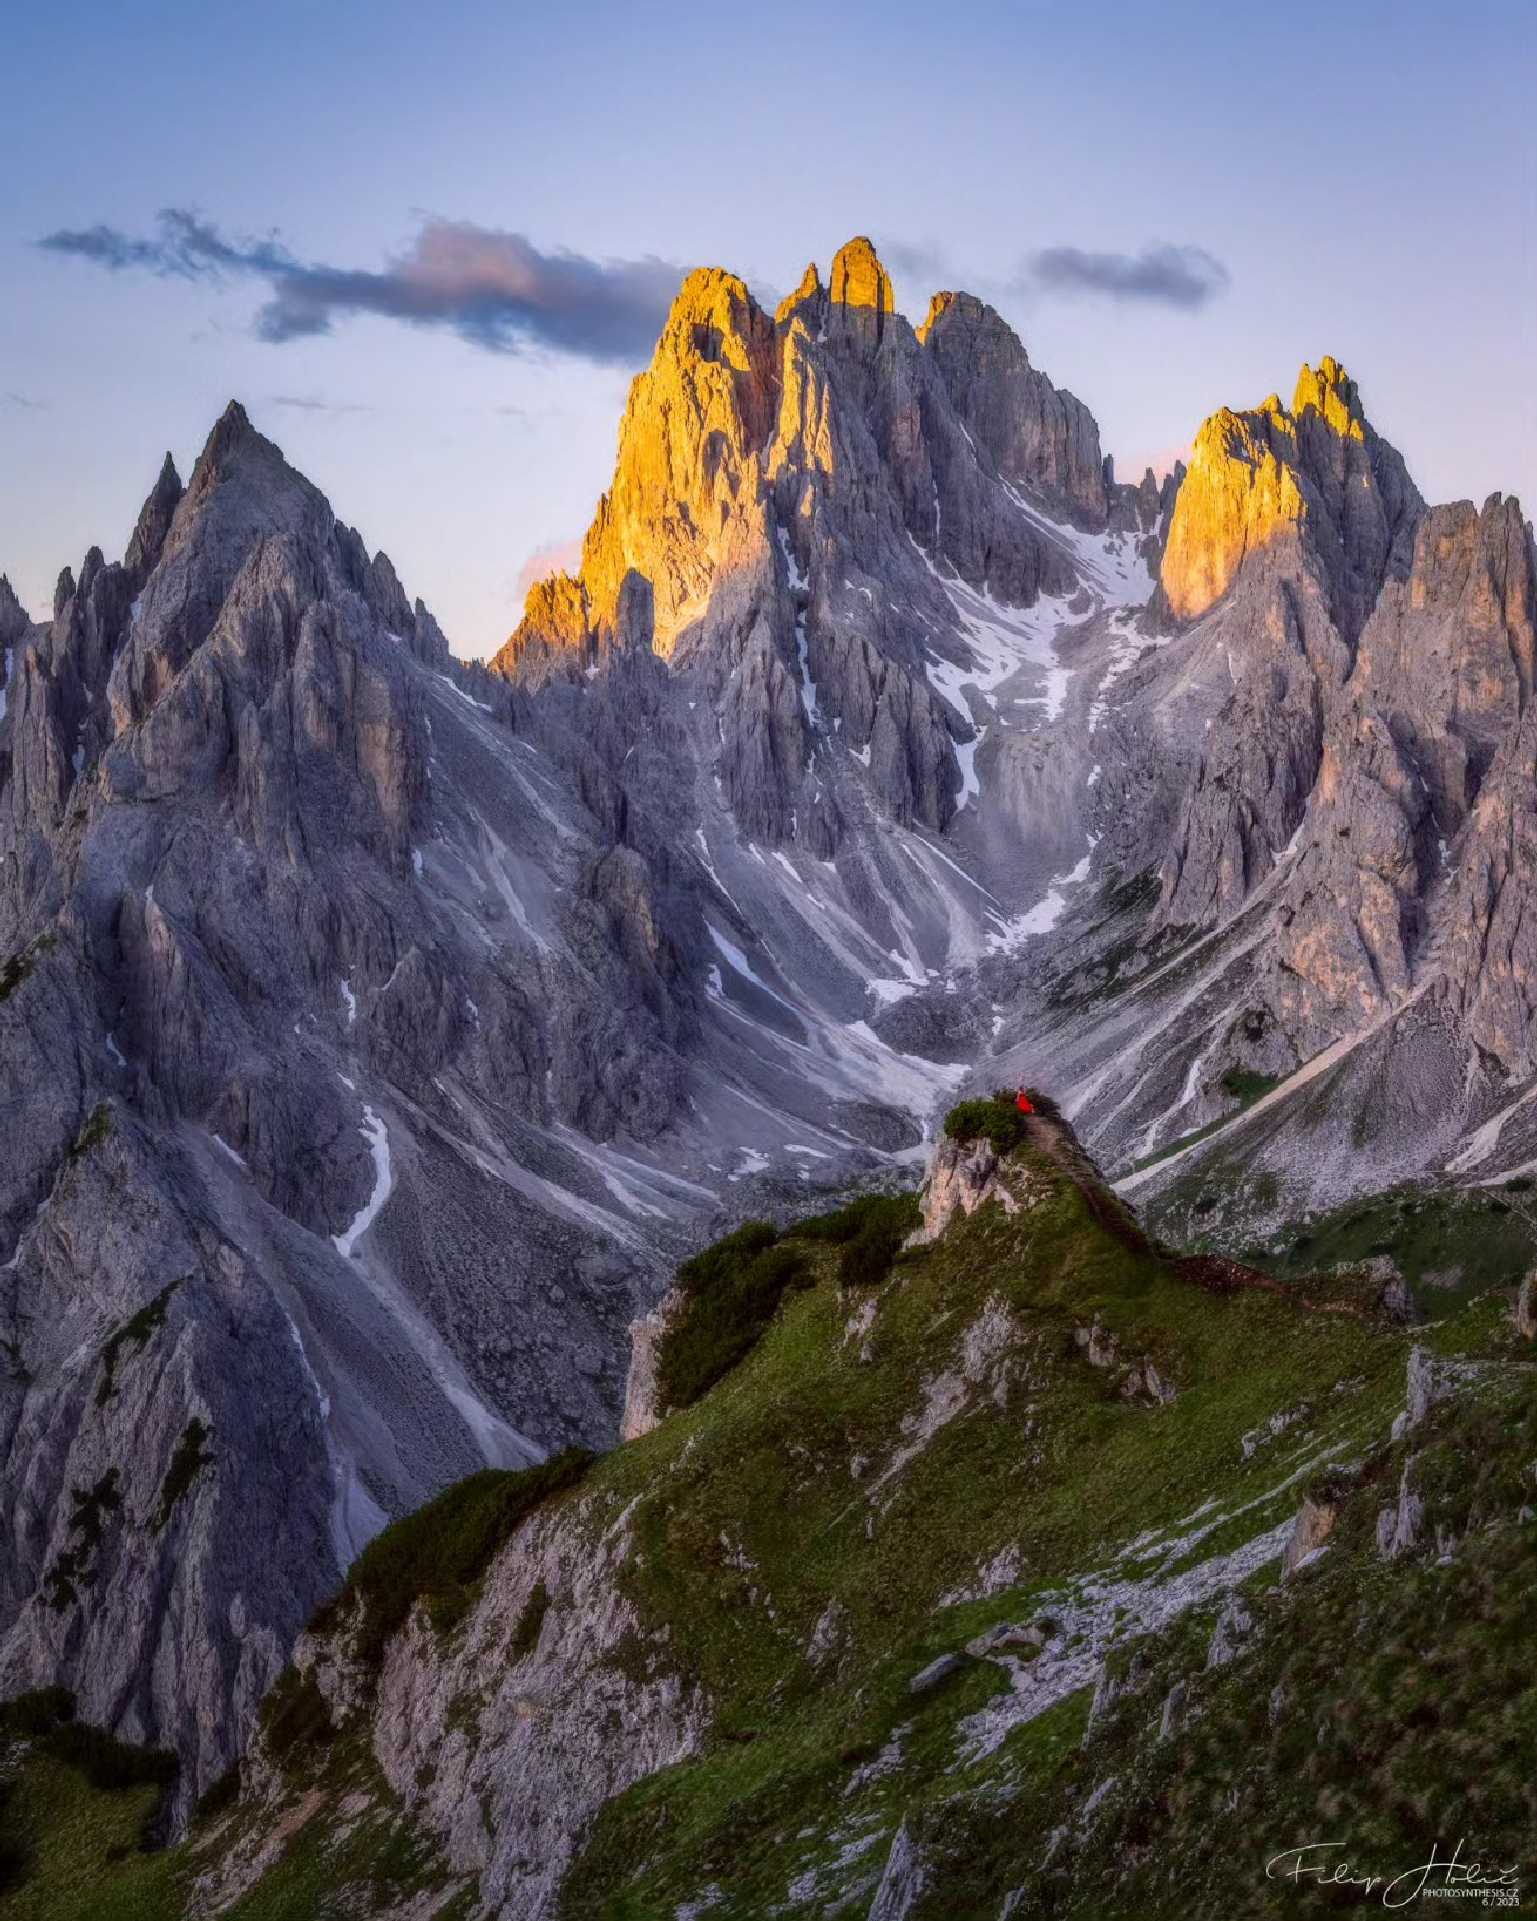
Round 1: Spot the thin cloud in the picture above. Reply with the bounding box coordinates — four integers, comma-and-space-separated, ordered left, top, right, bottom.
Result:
1026, 244, 1229, 310
39, 210, 684, 367
268, 395, 373, 415
3, 391, 48, 411
515, 537, 584, 600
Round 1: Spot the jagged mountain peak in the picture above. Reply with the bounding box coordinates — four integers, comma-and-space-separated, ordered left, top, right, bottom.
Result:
496, 242, 1142, 841
828, 232, 894, 323
774, 259, 822, 325
1293, 352, 1368, 438
1159, 355, 1420, 631
0, 573, 29, 642
124, 448, 185, 582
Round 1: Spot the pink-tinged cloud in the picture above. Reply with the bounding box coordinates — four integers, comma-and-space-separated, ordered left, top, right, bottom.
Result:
513, 537, 584, 605
40, 212, 682, 366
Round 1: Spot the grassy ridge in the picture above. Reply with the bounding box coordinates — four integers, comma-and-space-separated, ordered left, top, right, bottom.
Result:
559, 1138, 1415, 1916
3, 1120, 1527, 1920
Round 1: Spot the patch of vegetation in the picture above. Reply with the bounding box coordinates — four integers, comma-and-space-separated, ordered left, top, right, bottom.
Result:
0, 1688, 78, 1742
0, 933, 54, 1006
655, 1222, 811, 1412
0, 1701, 462, 1921
510, 1579, 551, 1660
259, 1668, 334, 1769
192, 1761, 241, 1824
943, 1091, 1028, 1154
0, 1686, 178, 1888
311, 1447, 594, 1666
1242, 1182, 1537, 1307
96, 1282, 177, 1409
1218, 1065, 1278, 1104
793, 1190, 922, 1288
151, 1419, 214, 1532
43, 1471, 123, 1612
835, 1193, 921, 1290
64, 1102, 112, 1164
1100, 866, 1161, 918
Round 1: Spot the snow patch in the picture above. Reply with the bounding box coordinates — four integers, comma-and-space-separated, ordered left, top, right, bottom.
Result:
985, 849, 1094, 949
332, 1107, 394, 1259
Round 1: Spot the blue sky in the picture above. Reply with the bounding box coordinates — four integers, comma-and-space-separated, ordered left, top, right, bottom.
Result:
4, 0, 1534, 656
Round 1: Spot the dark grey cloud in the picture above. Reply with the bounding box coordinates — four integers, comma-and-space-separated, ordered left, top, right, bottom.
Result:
39, 210, 683, 366
1025, 244, 1229, 310
3, 391, 48, 411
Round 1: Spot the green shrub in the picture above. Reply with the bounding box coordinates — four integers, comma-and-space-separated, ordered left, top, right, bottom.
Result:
792, 1191, 914, 1245
65, 1102, 112, 1163
655, 1226, 809, 1411
836, 1193, 921, 1290
49, 1722, 178, 1802
44, 1471, 123, 1611
260, 1668, 334, 1767
194, 1760, 242, 1824
1219, 1067, 1279, 1105
943, 1091, 1029, 1154
152, 1418, 215, 1531
0, 934, 54, 1007
0, 1687, 76, 1741
312, 1448, 594, 1667
511, 1578, 552, 1660
97, 1281, 177, 1407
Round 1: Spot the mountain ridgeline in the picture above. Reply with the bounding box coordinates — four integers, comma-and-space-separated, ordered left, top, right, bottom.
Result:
0, 232, 1535, 1912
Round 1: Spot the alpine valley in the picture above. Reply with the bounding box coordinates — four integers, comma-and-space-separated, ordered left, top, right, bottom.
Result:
1, 239, 1533, 1919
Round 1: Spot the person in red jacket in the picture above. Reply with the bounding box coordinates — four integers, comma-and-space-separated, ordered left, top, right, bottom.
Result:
1015, 1089, 1034, 1115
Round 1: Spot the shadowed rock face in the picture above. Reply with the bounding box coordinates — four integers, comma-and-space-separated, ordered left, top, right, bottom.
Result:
919, 289, 1108, 529
0, 407, 698, 1811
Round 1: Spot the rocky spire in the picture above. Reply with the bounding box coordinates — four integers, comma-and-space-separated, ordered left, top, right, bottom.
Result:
498, 237, 1114, 843
829, 235, 894, 325
0, 574, 29, 645
775, 261, 823, 327
124, 451, 184, 582
1159, 357, 1421, 643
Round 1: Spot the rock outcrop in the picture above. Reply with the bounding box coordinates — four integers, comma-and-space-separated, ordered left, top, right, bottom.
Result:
620, 1286, 684, 1441
907, 1132, 1021, 1244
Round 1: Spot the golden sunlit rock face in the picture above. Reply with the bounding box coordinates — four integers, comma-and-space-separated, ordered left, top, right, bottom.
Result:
1161, 356, 1393, 628
498, 265, 778, 668
828, 234, 894, 323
